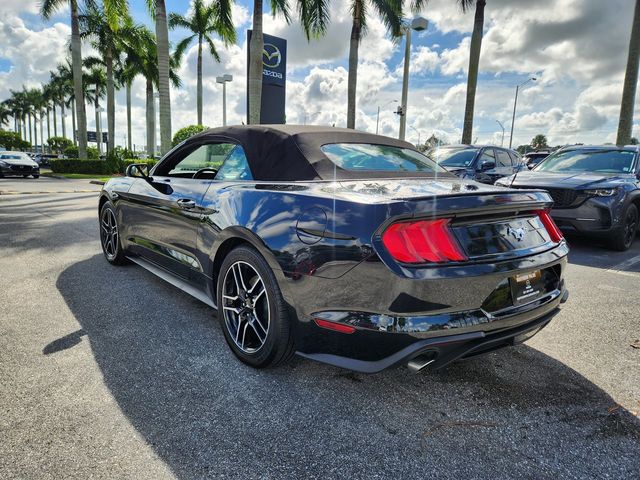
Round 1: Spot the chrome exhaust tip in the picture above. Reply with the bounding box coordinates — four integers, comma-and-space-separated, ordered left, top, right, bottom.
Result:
407, 354, 436, 373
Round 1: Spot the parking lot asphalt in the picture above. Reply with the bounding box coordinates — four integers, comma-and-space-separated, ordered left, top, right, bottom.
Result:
1, 182, 639, 479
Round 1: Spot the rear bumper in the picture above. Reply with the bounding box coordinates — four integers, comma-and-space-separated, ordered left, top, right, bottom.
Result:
296, 285, 567, 373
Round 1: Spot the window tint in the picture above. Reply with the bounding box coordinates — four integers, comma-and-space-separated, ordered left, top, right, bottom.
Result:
321, 143, 445, 173
495, 149, 512, 167
479, 149, 496, 166
433, 147, 479, 168
536, 149, 636, 174
215, 145, 253, 180
168, 143, 235, 175
508, 151, 521, 165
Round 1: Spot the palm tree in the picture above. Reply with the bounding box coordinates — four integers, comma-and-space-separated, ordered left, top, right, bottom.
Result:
41, 0, 128, 159
616, 0, 640, 146
460, 0, 486, 144
120, 26, 181, 158
84, 67, 107, 154
0, 101, 11, 129
345, 0, 413, 129
169, 0, 236, 125
80, 5, 133, 153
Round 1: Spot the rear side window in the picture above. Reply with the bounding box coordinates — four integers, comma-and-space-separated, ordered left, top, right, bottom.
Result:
215, 145, 253, 180
479, 149, 496, 164
509, 151, 522, 165
321, 143, 445, 173
495, 149, 512, 167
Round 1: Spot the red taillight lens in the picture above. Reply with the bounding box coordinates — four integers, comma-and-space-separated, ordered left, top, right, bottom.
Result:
537, 209, 564, 243
314, 318, 356, 334
381, 218, 467, 264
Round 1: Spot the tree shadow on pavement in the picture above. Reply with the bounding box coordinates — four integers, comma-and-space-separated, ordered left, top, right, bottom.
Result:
54, 255, 640, 479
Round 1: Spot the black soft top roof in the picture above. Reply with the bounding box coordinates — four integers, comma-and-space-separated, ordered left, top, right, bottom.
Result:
185, 124, 423, 181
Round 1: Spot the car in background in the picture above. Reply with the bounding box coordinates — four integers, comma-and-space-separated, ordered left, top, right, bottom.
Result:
0, 151, 40, 178
432, 145, 526, 184
497, 145, 640, 251
523, 151, 550, 169
33, 153, 60, 167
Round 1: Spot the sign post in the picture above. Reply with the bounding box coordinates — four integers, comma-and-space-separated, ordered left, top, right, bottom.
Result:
247, 31, 287, 124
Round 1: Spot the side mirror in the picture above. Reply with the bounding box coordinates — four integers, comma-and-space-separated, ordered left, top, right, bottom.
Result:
126, 163, 151, 179
479, 160, 496, 171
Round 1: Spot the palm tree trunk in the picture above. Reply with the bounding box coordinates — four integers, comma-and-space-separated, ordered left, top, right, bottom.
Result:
617, 0, 640, 145
53, 104, 58, 137
39, 113, 44, 153
146, 79, 155, 159
155, 0, 172, 154
70, 0, 88, 159
346, 2, 362, 130
106, 45, 115, 153
28, 113, 32, 146
248, 0, 264, 124
71, 98, 77, 146
95, 88, 101, 156
461, 0, 485, 145
126, 82, 132, 151
46, 107, 51, 150
61, 102, 67, 139
197, 36, 203, 125
33, 113, 38, 150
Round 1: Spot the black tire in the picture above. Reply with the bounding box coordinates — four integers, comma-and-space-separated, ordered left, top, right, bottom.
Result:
609, 203, 638, 251
32, 175, 39, 179
216, 245, 294, 368
99, 202, 128, 265
23, 174, 29, 178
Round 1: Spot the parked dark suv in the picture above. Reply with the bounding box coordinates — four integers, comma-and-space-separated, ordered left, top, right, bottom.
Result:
497, 145, 640, 250
433, 145, 526, 184
523, 151, 550, 169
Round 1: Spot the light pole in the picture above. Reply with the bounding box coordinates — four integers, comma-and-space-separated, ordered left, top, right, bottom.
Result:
398, 17, 428, 141
216, 74, 233, 126
508, 77, 536, 148
495, 120, 505, 147
376, 100, 397, 135
409, 125, 421, 147
96, 106, 104, 156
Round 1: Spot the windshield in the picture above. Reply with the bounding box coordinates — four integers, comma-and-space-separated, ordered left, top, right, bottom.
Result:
0, 154, 28, 160
535, 149, 636, 174
432, 147, 478, 168
321, 143, 445, 173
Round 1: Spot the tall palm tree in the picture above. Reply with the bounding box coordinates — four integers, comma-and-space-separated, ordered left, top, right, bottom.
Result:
0, 101, 11, 129
460, 0, 486, 144
169, 0, 236, 125
146, 0, 173, 154
345, 0, 413, 129
616, 0, 640, 146
120, 26, 181, 158
80, 5, 133, 153
41, 0, 128, 159
84, 67, 107, 154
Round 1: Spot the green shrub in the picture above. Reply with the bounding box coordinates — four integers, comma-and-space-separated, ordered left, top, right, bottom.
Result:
50, 159, 113, 174
172, 125, 208, 147
63, 145, 79, 157
86, 146, 99, 159
47, 136, 73, 153
0, 130, 30, 151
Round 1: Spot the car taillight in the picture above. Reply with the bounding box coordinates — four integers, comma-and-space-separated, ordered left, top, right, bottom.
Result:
314, 318, 356, 334
381, 218, 467, 264
537, 209, 564, 243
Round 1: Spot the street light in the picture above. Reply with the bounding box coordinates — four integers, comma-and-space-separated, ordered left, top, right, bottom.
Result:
495, 120, 505, 147
398, 16, 428, 141
409, 125, 421, 147
376, 100, 397, 135
96, 106, 105, 156
508, 77, 536, 148
216, 74, 233, 126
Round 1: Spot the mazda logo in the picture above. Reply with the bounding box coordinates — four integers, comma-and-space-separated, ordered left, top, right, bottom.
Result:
262, 43, 281, 69
507, 226, 526, 242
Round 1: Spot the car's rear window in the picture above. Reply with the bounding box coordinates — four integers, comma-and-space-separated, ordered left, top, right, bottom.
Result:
432, 147, 479, 168
321, 143, 444, 173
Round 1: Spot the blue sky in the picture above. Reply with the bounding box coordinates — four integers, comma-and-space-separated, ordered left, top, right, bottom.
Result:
0, 0, 637, 149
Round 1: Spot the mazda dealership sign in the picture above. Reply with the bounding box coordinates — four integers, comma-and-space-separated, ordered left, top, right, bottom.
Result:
247, 31, 287, 124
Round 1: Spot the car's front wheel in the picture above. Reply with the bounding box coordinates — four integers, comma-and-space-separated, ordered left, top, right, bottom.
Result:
609, 203, 638, 251
99, 202, 128, 265
217, 245, 294, 368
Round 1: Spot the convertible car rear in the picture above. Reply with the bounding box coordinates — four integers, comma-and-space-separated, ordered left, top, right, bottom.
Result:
99, 125, 569, 373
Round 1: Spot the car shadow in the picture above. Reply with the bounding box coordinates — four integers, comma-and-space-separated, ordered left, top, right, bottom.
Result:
53, 255, 640, 478
565, 233, 640, 272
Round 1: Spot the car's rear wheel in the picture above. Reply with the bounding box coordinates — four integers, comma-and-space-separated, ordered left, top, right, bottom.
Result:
99, 202, 128, 265
609, 203, 638, 251
217, 245, 294, 368
32, 174, 39, 179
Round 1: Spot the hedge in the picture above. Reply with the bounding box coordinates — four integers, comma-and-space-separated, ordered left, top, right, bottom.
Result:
50, 158, 157, 175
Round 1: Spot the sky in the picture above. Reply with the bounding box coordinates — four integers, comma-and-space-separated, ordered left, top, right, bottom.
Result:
0, 0, 638, 151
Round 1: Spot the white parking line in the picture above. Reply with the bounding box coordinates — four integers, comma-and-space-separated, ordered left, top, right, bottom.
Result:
605, 253, 640, 276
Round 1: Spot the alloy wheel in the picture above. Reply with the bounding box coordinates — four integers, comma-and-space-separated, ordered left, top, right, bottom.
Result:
100, 208, 119, 260
221, 261, 270, 353
623, 208, 638, 248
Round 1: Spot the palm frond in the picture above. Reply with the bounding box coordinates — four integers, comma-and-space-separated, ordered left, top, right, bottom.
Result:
297, 0, 331, 40
369, 0, 403, 38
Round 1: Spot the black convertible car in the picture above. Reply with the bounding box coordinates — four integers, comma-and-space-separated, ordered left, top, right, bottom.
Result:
99, 125, 569, 373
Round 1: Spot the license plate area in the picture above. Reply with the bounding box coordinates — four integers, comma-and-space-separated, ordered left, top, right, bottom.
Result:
510, 270, 544, 307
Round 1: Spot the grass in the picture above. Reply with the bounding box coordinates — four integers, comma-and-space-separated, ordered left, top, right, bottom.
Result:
42, 172, 115, 182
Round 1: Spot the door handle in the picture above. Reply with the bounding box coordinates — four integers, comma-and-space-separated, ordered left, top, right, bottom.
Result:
176, 198, 196, 209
